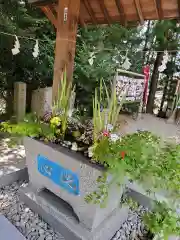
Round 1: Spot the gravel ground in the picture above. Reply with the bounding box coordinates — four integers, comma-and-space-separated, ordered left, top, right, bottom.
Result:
112, 206, 151, 240
0, 181, 151, 240
0, 181, 62, 240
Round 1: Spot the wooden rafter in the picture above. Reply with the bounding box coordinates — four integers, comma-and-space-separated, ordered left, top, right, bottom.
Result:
82, 0, 97, 25
152, 0, 159, 19
49, 4, 58, 20
134, 0, 144, 24
114, 0, 126, 26
79, 4, 86, 27
98, 0, 111, 25
31, 0, 179, 26
155, 0, 163, 19
178, 0, 180, 17
40, 6, 57, 28
79, 15, 86, 27
50, 3, 58, 14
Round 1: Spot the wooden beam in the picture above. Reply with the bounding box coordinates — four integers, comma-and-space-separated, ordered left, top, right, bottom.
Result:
79, 15, 86, 27
98, 0, 111, 25
50, 3, 58, 14
117, 69, 144, 78
134, 0, 144, 24
178, 0, 180, 17
49, 3, 58, 20
114, 0, 126, 26
54, 3, 85, 26
40, 6, 58, 28
152, 0, 159, 19
79, 4, 87, 27
155, 0, 163, 19
82, 0, 97, 25
29, 0, 52, 5
52, 0, 80, 101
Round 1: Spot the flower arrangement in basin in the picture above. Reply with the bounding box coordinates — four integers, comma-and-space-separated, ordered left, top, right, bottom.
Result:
0, 73, 179, 240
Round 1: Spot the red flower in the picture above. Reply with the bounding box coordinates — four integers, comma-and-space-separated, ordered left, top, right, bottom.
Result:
120, 151, 126, 159
103, 130, 109, 137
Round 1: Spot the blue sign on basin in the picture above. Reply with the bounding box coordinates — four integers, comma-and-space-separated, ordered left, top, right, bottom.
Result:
37, 154, 79, 195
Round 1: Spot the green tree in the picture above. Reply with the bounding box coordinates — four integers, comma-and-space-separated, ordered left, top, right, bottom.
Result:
74, 24, 145, 115
146, 20, 179, 113
0, 0, 55, 116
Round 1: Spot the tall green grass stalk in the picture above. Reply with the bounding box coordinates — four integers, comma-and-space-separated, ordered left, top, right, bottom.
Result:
108, 84, 127, 127
93, 79, 127, 142
52, 71, 76, 136
93, 88, 105, 142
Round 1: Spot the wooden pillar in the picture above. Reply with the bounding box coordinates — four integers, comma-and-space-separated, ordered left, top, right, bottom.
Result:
52, 0, 80, 102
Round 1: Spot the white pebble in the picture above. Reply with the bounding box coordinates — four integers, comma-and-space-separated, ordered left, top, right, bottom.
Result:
39, 229, 45, 234
0, 194, 4, 199
37, 237, 45, 240
115, 231, 120, 238
25, 207, 30, 212
46, 236, 53, 240
15, 222, 20, 227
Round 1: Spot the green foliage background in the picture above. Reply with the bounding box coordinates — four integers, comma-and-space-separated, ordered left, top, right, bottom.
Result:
0, 0, 55, 88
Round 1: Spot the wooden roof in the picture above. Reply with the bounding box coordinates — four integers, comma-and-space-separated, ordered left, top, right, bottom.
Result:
30, 0, 180, 27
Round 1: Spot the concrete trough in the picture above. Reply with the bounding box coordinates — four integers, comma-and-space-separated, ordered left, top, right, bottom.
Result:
22, 137, 129, 240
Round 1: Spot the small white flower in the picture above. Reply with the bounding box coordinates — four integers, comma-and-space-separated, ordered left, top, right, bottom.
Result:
122, 58, 131, 70
32, 39, 39, 58
106, 124, 113, 131
12, 36, 20, 55
88, 146, 93, 158
153, 231, 164, 240
88, 58, 94, 66
176, 208, 180, 215
68, 109, 73, 117
71, 142, 78, 151
158, 64, 166, 72
110, 133, 119, 143
158, 51, 168, 72
12, 48, 20, 55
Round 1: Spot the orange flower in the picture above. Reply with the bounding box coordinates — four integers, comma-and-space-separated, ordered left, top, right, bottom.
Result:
120, 151, 126, 159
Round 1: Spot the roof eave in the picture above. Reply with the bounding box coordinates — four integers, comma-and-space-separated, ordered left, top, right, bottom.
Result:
28, 0, 55, 6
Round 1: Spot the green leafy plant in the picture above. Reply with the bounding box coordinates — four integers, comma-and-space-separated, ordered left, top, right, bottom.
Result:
0, 113, 55, 142
92, 131, 180, 205
122, 195, 139, 211
1, 71, 76, 143
143, 201, 180, 240
85, 172, 109, 208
